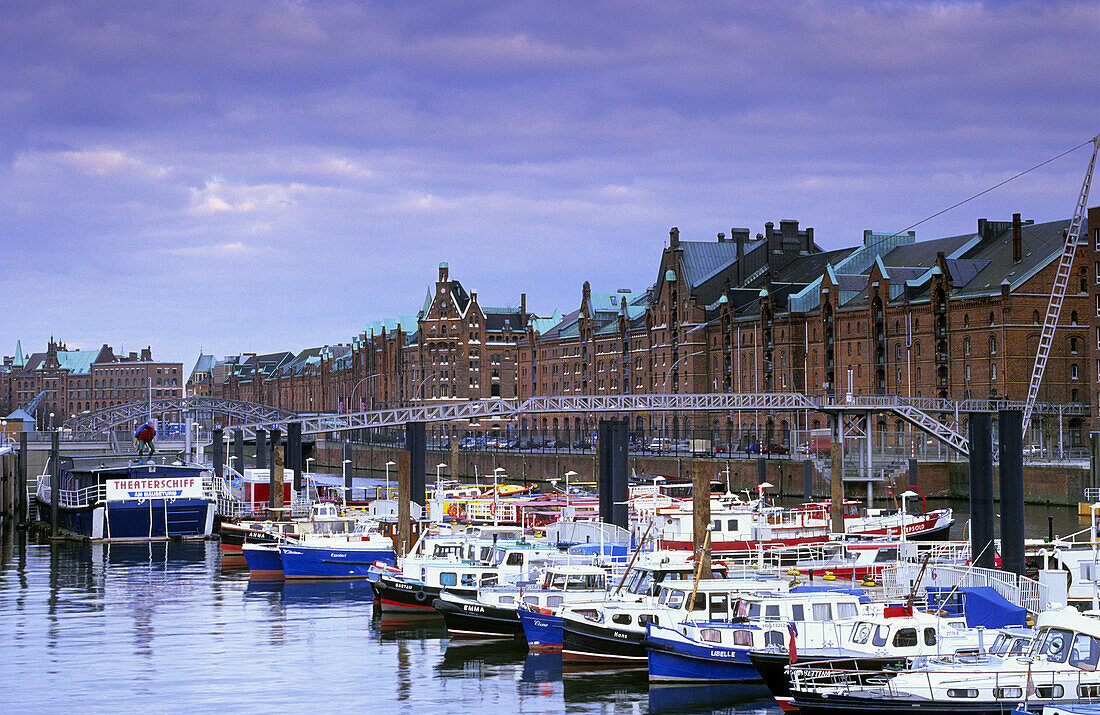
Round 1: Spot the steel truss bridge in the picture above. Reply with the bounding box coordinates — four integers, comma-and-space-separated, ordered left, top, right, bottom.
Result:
64, 397, 299, 434
220, 392, 1085, 458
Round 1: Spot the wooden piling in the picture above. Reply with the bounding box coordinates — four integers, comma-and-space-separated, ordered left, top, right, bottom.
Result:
830, 413, 844, 534
397, 450, 411, 557
272, 442, 285, 514
692, 460, 711, 579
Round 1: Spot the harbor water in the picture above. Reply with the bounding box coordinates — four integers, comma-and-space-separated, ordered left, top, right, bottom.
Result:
0, 498, 1086, 714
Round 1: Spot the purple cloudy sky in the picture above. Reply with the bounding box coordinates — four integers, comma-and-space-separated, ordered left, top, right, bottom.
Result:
2, 1, 1099, 367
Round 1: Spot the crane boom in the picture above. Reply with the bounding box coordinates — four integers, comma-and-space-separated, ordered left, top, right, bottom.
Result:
1022, 134, 1100, 429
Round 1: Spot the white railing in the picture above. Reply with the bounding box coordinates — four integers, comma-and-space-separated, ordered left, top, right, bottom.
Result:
1085, 488, 1100, 504
34, 471, 106, 509
880, 560, 1050, 613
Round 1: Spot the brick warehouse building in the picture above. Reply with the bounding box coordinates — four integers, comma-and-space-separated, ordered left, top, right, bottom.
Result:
189, 207, 1098, 451
2, 339, 183, 428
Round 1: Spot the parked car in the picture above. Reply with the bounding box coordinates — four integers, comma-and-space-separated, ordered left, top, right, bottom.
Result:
648, 437, 673, 453
763, 443, 789, 456
572, 438, 593, 450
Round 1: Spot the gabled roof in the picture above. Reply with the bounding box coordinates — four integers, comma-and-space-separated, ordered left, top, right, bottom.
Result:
190, 353, 216, 378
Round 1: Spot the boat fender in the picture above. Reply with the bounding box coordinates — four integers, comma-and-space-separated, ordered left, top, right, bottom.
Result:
415, 589, 427, 602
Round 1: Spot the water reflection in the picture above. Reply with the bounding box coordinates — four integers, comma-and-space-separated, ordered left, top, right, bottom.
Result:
242, 578, 377, 605
374, 612, 448, 641
648, 683, 774, 714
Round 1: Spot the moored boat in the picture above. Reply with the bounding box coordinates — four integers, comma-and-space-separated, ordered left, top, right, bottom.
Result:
35, 455, 215, 541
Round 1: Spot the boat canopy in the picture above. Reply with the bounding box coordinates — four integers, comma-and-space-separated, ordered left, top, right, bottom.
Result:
925, 586, 1027, 629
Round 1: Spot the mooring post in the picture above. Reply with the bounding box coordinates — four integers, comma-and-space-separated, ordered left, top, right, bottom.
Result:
692, 458, 712, 579
50, 430, 60, 538
18, 431, 27, 525
270, 428, 283, 514
802, 459, 812, 501
255, 429, 267, 471
968, 412, 995, 570
343, 441, 353, 503
397, 449, 411, 556
1048, 515, 1054, 543
756, 457, 766, 486
998, 409, 1025, 577
830, 413, 844, 534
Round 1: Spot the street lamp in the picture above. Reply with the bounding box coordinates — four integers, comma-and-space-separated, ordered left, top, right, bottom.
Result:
564, 470, 578, 510
306, 456, 315, 474
385, 460, 396, 500
661, 350, 705, 443
900, 489, 919, 549
436, 462, 447, 492
493, 466, 505, 525
49, 412, 55, 431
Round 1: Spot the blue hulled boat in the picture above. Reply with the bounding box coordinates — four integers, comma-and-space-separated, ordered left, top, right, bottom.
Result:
518, 605, 564, 650
644, 621, 770, 682
278, 536, 395, 580
242, 543, 285, 579
35, 456, 215, 541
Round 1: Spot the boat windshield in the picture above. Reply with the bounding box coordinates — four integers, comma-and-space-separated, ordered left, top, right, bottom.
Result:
1037, 628, 1075, 664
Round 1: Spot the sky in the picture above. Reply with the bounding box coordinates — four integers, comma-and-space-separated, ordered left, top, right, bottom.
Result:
2, 1, 1099, 368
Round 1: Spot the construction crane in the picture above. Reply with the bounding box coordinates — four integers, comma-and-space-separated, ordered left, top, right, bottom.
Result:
1023, 134, 1100, 429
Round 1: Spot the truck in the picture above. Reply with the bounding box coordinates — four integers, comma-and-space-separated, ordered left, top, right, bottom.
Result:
809, 428, 831, 456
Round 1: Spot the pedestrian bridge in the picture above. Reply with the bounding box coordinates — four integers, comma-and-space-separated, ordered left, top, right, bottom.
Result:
229, 392, 1085, 458
63, 397, 299, 435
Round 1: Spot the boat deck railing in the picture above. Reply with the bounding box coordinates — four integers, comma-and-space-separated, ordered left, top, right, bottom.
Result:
34, 471, 106, 509
788, 660, 1086, 703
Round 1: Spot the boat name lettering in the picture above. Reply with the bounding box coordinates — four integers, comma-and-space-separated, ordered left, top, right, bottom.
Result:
106, 477, 203, 501
708, 650, 735, 658
463, 605, 485, 613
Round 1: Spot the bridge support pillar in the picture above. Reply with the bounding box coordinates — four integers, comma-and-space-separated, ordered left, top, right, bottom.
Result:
405, 422, 426, 508
756, 457, 766, 485
968, 412, 996, 571
255, 429, 267, 471
908, 458, 918, 490
233, 430, 244, 480
597, 419, 627, 529
802, 459, 812, 501
212, 428, 224, 484
287, 423, 302, 493
999, 409, 1025, 577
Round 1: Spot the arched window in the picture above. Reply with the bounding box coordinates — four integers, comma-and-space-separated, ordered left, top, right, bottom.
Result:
989, 336, 997, 355
1033, 310, 1040, 324
1072, 311, 1079, 325
1071, 364, 1079, 380
964, 338, 970, 355
963, 314, 969, 327
988, 312, 995, 326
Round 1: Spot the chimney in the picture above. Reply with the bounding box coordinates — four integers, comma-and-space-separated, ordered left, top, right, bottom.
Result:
733, 227, 746, 286
470, 289, 478, 303
1012, 213, 1022, 263
717, 232, 729, 243
804, 226, 814, 254
140, 346, 152, 361
669, 227, 679, 249
520, 292, 527, 327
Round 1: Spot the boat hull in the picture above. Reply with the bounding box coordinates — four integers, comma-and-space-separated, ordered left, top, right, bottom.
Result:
519, 608, 563, 650
242, 543, 284, 579
434, 597, 524, 639
371, 578, 444, 613
279, 544, 395, 580
748, 650, 911, 710
562, 617, 647, 664
658, 535, 828, 553
37, 498, 215, 541
645, 634, 759, 682
790, 691, 1029, 714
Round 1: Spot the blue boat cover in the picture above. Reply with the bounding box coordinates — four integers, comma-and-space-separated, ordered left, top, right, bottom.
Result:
924, 586, 1027, 628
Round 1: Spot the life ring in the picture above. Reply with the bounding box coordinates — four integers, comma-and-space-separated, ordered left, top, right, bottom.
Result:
489, 502, 499, 516
447, 503, 464, 519
414, 589, 427, 603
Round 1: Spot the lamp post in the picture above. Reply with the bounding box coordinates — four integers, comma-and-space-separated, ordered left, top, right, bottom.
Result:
305, 456, 315, 474
385, 460, 396, 500
661, 350, 705, 444
900, 489, 919, 551
436, 462, 447, 492
49, 411, 55, 432
342, 458, 352, 504
493, 466, 505, 526
564, 470, 578, 510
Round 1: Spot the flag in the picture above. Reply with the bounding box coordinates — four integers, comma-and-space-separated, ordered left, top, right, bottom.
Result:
788, 621, 798, 664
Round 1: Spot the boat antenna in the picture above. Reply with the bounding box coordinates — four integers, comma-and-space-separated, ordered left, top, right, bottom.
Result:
614, 520, 654, 595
